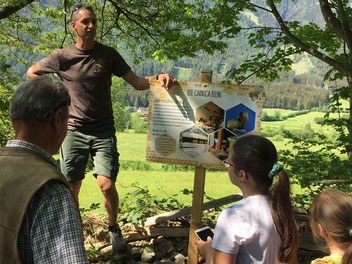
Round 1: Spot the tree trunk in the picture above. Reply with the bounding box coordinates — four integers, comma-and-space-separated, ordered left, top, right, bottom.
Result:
347, 77, 352, 160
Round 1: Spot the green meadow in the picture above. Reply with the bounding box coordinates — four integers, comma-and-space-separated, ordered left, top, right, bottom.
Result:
75, 108, 330, 214
78, 132, 240, 213
262, 109, 329, 132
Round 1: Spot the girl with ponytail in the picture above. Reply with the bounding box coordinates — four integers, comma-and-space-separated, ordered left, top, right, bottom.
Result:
196, 134, 298, 263
310, 188, 352, 264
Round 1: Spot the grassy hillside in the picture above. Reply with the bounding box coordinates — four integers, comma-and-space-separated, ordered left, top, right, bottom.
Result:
262, 108, 347, 135
262, 111, 326, 131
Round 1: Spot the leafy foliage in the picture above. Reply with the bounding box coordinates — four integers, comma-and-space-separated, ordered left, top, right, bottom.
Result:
117, 183, 223, 228
130, 112, 148, 134
323, 85, 352, 155
279, 134, 352, 209
0, 83, 14, 146
118, 182, 185, 226
111, 77, 131, 132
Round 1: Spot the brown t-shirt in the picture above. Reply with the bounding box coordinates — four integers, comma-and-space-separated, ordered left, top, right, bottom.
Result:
39, 42, 131, 132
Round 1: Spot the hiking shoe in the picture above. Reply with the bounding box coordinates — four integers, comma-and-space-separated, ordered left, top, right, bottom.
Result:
109, 225, 128, 253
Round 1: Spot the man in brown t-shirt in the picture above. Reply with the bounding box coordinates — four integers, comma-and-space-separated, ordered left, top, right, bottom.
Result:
27, 4, 176, 254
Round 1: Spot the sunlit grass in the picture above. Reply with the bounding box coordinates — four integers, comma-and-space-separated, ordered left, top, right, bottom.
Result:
262, 111, 338, 134
78, 170, 238, 214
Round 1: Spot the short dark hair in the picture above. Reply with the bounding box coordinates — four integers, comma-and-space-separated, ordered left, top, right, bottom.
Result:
70, 4, 95, 22
10, 75, 70, 122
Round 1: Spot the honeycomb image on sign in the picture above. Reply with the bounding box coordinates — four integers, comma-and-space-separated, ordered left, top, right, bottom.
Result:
225, 103, 256, 136
155, 134, 176, 157
195, 102, 224, 133
208, 128, 237, 161
179, 126, 208, 158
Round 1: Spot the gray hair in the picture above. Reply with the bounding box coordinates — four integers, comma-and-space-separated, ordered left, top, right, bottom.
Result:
10, 75, 70, 122
70, 4, 95, 23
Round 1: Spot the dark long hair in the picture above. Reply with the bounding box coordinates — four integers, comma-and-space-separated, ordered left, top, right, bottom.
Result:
231, 134, 298, 262
310, 188, 352, 264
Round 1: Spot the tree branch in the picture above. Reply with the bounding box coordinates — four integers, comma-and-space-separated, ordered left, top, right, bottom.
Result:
100, 25, 115, 38
268, 0, 352, 76
60, 0, 69, 48
238, 48, 302, 84
319, 0, 348, 43
107, 0, 160, 46
247, 2, 272, 13
336, 0, 352, 53
100, 0, 107, 43
0, 0, 35, 20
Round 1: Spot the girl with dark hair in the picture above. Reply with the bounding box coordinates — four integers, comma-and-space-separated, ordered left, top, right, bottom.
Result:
310, 188, 352, 264
196, 134, 298, 263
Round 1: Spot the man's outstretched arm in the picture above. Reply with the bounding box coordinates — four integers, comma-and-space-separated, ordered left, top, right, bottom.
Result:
122, 70, 176, 91
27, 62, 43, 79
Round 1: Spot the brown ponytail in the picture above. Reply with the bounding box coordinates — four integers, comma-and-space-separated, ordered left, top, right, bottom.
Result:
270, 169, 298, 263
343, 244, 352, 264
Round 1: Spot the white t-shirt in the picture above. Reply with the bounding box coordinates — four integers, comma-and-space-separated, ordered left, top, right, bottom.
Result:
212, 195, 281, 263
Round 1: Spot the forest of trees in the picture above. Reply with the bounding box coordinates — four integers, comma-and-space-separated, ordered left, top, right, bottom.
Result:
122, 55, 332, 110
121, 80, 331, 110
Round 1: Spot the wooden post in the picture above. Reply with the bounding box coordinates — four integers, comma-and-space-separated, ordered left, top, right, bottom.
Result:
200, 70, 212, 83
187, 71, 212, 264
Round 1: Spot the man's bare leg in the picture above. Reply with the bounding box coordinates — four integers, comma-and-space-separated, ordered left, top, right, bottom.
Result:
96, 175, 118, 226
70, 180, 83, 206
97, 175, 126, 253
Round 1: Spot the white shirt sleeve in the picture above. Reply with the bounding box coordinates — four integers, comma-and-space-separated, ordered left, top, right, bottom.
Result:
212, 201, 258, 255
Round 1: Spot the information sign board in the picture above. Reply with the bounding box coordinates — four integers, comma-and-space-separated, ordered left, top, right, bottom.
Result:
146, 81, 264, 169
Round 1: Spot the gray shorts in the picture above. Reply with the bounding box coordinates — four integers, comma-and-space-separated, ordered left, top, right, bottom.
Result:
60, 129, 120, 182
